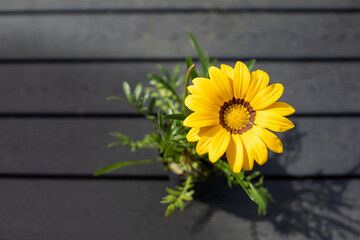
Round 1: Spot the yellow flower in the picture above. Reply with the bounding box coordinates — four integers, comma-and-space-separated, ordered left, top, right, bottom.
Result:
183, 61, 295, 173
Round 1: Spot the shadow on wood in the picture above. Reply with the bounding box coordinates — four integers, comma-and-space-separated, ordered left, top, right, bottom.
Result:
187, 125, 360, 240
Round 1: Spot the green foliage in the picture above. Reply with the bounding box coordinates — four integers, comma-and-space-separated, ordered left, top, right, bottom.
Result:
187, 32, 217, 78
161, 175, 194, 216
98, 33, 272, 216
246, 59, 256, 71
215, 160, 273, 215
94, 159, 157, 177
108, 132, 160, 151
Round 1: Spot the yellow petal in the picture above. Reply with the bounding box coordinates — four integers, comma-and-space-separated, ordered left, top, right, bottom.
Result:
233, 61, 251, 99
250, 125, 283, 153
196, 125, 222, 155
251, 83, 284, 110
245, 70, 269, 102
240, 134, 254, 171
191, 78, 224, 106
261, 102, 295, 116
246, 131, 268, 166
185, 95, 220, 112
209, 128, 230, 163
196, 136, 212, 155
226, 134, 243, 173
183, 110, 219, 128
208, 66, 233, 102
186, 128, 201, 142
254, 111, 295, 132
221, 64, 234, 85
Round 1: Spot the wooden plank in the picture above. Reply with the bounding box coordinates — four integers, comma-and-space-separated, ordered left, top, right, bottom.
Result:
0, 178, 359, 239
0, 62, 359, 114
0, 14, 358, 59
0, 0, 359, 10
0, 118, 163, 176
0, 117, 358, 176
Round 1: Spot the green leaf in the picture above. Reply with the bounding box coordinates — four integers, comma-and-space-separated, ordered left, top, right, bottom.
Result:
157, 110, 165, 130
163, 114, 186, 121
188, 32, 208, 75
157, 64, 171, 83
94, 159, 157, 176
148, 97, 156, 115
161, 175, 194, 216
171, 64, 181, 86
250, 183, 267, 215
246, 59, 256, 71
134, 83, 143, 101
106, 96, 124, 101
147, 73, 181, 103
122, 81, 132, 103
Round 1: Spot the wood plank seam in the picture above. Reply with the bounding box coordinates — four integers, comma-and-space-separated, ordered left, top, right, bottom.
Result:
0, 8, 360, 16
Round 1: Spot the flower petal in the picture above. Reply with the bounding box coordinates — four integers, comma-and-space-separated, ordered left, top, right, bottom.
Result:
196, 136, 212, 155
208, 66, 233, 102
240, 134, 254, 171
185, 95, 220, 112
246, 131, 268, 166
233, 61, 251, 99
190, 78, 224, 106
209, 127, 230, 163
251, 83, 284, 110
254, 111, 295, 132
250, 125, 283, 153
226, 134, 243, 173
186, 128, 201, 142
261, 102, 295, 116
245, 70, 269, 103
221, 64, 234, 84
196, 125, 222, 155
183, 110, 219, 128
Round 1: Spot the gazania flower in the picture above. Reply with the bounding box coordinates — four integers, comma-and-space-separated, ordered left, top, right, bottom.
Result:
183, 61, 295, 173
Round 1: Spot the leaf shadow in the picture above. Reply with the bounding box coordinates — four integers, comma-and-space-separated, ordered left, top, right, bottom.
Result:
189, 122, 360, 240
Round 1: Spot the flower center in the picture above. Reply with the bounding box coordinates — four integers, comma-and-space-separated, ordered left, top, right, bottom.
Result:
219, 98, 256, 135
224, 104, 249, 130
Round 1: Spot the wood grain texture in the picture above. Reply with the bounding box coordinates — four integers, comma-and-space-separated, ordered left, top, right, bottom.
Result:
0, 117, 358, 176
0, 62, 358, 114
0, 0, 359, 10
0, 178, 359, 240
0, 118, 163, 175
0, 13, 358, 59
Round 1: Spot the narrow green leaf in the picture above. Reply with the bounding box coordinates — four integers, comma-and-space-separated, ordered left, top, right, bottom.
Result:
134, 83, 143, 102
163, 114, 186, 121
148, 97, 156, 115
186, 55, 198, 79
188, 32, 207, 74
106, 96, 124, 101
157, 110, 165, 130
250, 183, 267, 215
157, 64, 171, 83
171, 64, 181, 86
122, 81, 132, 103
94, 159, 157, 176
246, 59, 256, 71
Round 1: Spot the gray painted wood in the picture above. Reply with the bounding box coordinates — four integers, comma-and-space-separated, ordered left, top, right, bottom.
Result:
0, 117, 358, 176
0, 13, 359, 59
0, 62, 358, 114
0, 0, 359, 10
0, 178, 359, 240
0, 118, 163, 175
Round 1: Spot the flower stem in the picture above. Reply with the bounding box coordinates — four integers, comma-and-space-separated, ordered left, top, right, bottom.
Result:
183, 64, 196, 114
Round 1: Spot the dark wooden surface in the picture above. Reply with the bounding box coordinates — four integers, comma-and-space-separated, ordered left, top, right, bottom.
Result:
0, 1, 359, 240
